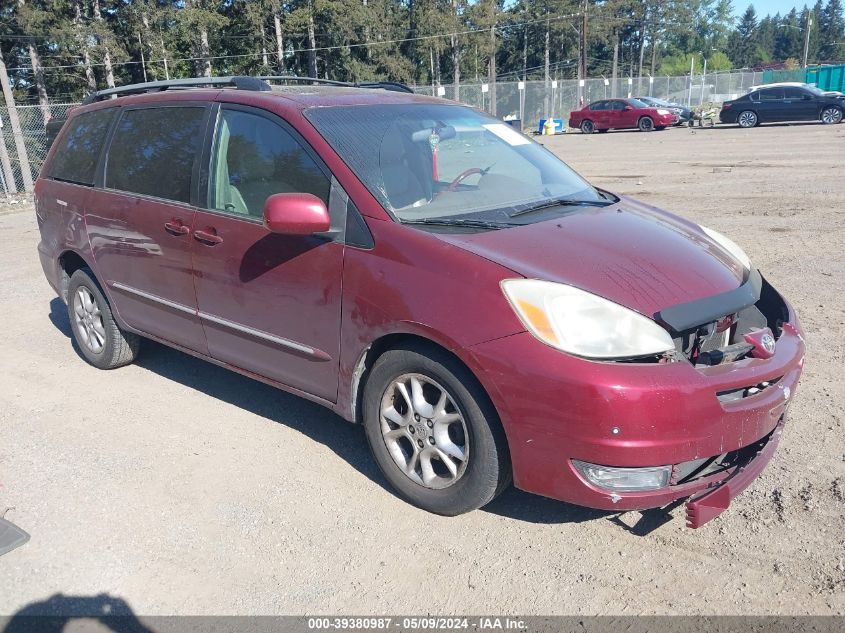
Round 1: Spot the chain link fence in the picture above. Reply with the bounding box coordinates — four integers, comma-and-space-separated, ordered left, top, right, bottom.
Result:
414, 70, 764, 133
0, 103, 77, 195
0, 70, 763, 194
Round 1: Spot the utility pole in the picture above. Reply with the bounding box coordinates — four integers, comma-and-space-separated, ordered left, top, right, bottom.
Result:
802, 11, 812, 68
0, 48, 33, 192
579, 0, 588, 104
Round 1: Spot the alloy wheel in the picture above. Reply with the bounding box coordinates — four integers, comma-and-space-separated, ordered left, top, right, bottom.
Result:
73, 286, 106, 354
738, 111, 757, 128
821, 107, 842, 124
379, 373, 469, 489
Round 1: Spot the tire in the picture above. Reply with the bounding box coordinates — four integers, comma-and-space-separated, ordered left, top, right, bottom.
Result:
362, 343, 511, 515
737, 110, 758, 128
638, 116, 654, 132
821, 106, 843, 124
580, 119, 595, 134
67, 268, 140, 369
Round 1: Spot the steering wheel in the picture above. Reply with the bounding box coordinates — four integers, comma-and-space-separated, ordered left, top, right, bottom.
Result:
437, 167, 485, 196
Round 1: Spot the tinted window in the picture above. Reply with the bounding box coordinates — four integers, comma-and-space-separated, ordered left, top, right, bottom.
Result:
106, 107, 206, 203
610, 101, 627, 110
589, 101, 607, 111
209, 109, 329, 218
759, 88, 784, 101
48, 108, 116, 186
784, 87, 809, 99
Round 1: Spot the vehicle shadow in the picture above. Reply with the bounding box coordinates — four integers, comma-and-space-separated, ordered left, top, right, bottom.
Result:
2, 593, 152, 633
47, 298, 389, 495
47, 298, 671, 534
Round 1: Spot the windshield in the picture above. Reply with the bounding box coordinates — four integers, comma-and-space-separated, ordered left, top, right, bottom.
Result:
304, 104, 604, 223
646, 97, 671, 106
628, 98, 652, 108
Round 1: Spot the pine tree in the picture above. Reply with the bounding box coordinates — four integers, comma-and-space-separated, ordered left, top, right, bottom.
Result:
727, 5, 759, 67
818, 0, 845, 60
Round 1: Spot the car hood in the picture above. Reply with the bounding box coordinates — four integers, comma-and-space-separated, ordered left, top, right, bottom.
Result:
433, 197, 746, 318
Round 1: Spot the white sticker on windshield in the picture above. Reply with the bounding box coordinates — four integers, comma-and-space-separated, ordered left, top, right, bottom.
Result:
483, 123, 530, 146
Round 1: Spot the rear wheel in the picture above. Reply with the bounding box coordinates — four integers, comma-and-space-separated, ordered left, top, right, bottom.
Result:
67, 268, 140, 369
821, 106, 843, 124
362, 344, 510, 515
737, 110, 758, 128
580, 119, 595, 134
638, 116, 654, 132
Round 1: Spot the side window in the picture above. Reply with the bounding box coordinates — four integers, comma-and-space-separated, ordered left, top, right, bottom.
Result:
48, 108, 116, 186
610, 101, 626, 110
589, 101, 606, 111
784, 87, 807, 99
208, 108, 330, 219
759, 88, 784, 101
106, 106, 206, 203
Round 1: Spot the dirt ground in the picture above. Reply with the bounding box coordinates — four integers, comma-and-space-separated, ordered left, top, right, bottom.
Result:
0, 122, 843, 617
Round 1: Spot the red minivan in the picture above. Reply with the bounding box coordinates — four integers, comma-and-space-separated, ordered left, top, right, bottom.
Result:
35, 77, 804, 528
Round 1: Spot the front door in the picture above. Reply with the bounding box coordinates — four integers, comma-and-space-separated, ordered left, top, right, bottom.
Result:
783, 87, 820, 121
88, 104, 210, 353
190, 105, 344, 402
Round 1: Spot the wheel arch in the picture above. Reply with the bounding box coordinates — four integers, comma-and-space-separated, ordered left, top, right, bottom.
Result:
57, 249, 96, 301
350, 332, 501, 435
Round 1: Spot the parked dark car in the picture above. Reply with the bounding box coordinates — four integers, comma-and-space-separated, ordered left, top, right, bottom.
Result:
569, 98, 678, 133
36, 76, 804, 528
634, 96, 692, 125
720, 84, 844, 127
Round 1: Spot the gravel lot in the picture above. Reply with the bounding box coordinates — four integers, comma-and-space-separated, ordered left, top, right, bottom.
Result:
0, 122, 843, 617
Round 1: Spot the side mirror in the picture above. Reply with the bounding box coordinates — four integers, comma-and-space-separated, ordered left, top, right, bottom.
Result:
803, 94, 813, 100
623, 105, 633, 111
263, 193, 331, 236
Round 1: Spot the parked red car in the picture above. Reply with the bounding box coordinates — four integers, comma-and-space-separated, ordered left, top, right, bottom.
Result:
36, 77, 803, 528
570, 98, 679, 133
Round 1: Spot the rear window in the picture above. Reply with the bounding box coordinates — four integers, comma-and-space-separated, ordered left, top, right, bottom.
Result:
106, 106, 207, 204
48, 108, 116, 186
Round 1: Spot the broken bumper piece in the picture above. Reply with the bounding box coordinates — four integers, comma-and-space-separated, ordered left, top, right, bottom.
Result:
685, 417, 784, 528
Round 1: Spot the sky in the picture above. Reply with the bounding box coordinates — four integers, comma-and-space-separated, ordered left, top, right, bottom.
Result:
734, 1, 813, 17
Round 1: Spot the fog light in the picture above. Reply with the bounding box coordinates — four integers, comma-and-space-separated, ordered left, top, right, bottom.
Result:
572, 460, 671, 492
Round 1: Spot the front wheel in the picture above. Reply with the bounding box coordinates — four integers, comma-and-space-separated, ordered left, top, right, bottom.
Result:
737, 110, 758, 128
821, 106, 843, 124
362, 344, 510, 515
638, 116, 654, 132
67, 268, 140, 369
580, 119, 595, 134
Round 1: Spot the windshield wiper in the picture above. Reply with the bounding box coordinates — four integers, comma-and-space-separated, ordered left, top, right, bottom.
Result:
401, 218, 516, 230
509, 197, 613, 218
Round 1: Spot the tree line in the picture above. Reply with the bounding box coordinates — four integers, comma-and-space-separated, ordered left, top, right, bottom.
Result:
1, 0, 844, 108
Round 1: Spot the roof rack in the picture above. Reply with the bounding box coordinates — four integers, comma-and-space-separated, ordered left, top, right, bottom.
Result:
257, 76, 413, 93
82, 75, 414, 104
82, 76, 272, 104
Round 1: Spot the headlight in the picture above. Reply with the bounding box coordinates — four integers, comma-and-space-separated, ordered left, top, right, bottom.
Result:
700, 225, 751, 271
656, 108, 671, 115
501, 279, 675, 359
573, 460, 672, 491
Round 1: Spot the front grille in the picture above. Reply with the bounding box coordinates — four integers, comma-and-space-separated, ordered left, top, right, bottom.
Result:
716, 376, 783, 404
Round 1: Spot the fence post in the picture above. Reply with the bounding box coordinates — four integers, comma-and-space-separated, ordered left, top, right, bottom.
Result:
0, 49, 34, 192
0, 114, 17, 196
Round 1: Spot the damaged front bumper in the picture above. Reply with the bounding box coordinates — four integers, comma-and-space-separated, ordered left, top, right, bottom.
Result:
468, 278, 804, 528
